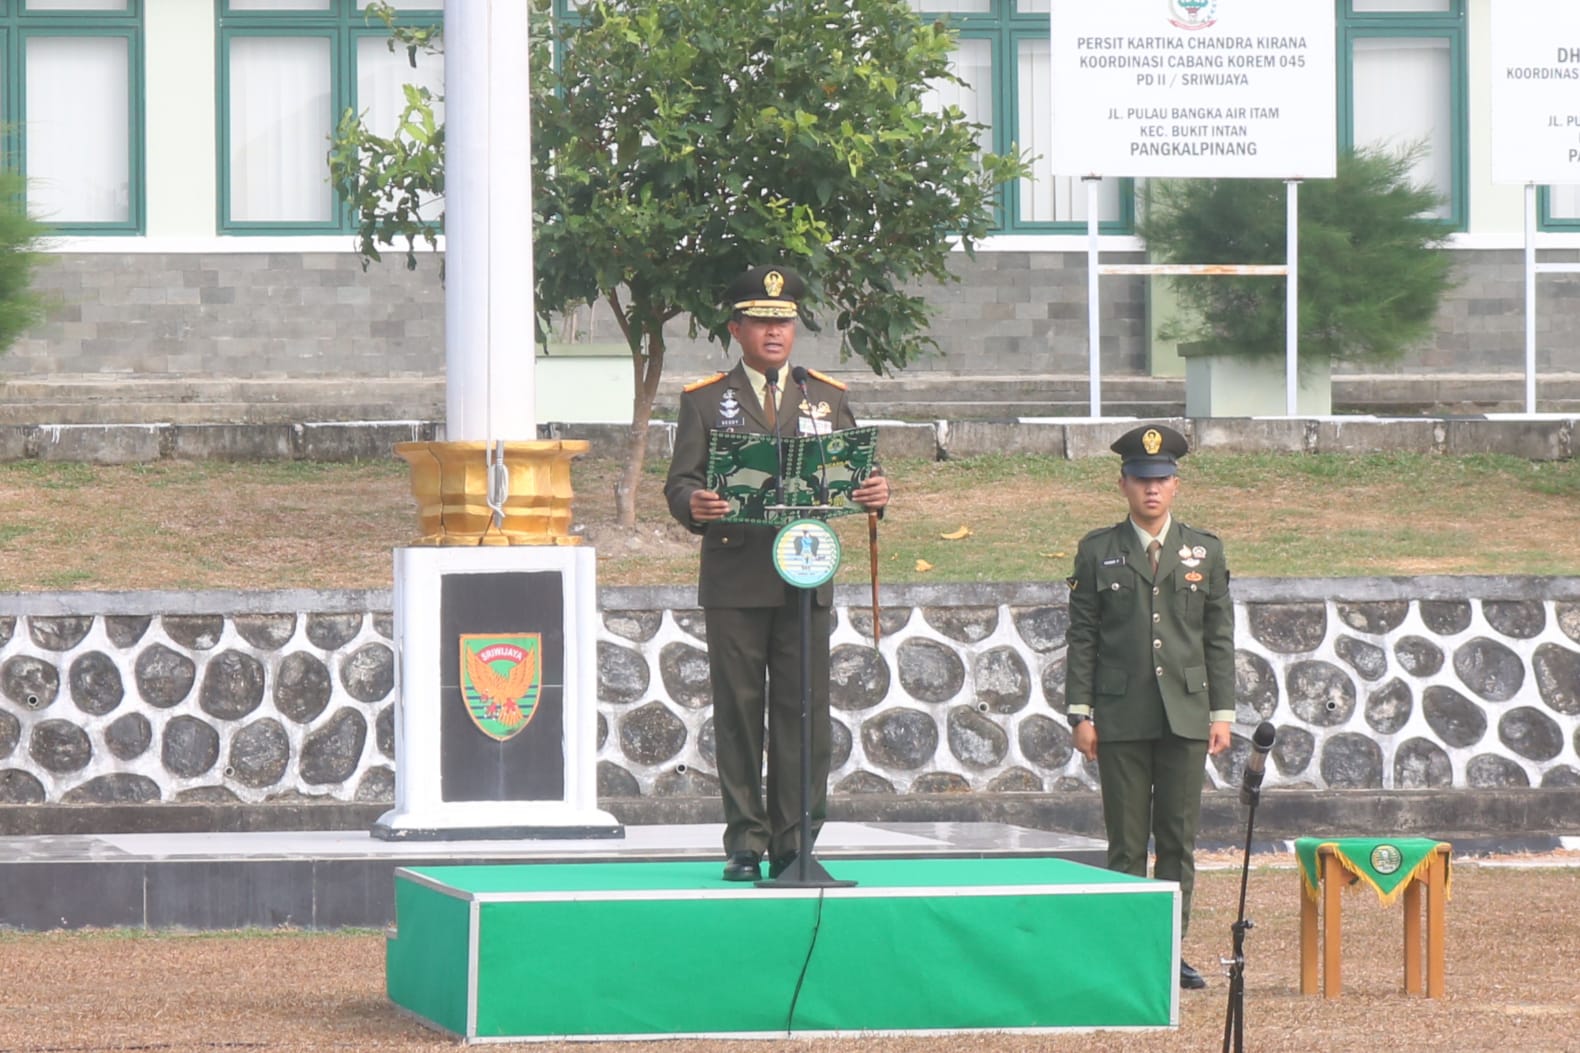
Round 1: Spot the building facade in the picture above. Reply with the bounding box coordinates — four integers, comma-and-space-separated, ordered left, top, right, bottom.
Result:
8, 0, 1580, 391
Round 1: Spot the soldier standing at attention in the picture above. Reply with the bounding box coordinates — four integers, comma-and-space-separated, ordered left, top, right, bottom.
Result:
1064, 423, 1235, 990
664, 265, 889, 883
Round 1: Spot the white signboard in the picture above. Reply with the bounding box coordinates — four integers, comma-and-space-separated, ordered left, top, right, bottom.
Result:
1049, 0, 1336, 179
1490, 0, 1580, 186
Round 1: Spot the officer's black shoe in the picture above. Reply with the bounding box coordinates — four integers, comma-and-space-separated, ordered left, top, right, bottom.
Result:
767, 851, 798, 880
1179, 960, 1207, 990
722, 851, 761, 882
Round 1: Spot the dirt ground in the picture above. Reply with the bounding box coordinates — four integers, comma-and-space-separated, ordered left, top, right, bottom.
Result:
1, 856, 1576, 1053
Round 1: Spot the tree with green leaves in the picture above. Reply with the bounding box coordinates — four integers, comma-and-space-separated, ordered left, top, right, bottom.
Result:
1137, 147, 1457, 368
0, 170, 46, 355
330, 0, 1025, 524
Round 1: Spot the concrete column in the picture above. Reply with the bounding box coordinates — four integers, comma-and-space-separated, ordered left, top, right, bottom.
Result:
444, 0, 536, 441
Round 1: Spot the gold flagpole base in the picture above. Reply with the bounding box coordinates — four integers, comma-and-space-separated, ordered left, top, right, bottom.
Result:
395, 440, 589, 546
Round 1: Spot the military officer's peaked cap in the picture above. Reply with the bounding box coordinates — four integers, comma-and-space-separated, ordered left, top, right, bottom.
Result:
1111, 423, 1188, 478
725, 265, 807, 319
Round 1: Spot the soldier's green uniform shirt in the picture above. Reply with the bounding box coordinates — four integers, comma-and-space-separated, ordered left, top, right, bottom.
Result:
1064, 517, 1235, 737
664, 361, 858, 862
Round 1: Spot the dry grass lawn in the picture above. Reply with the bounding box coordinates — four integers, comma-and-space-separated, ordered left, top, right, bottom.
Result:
2, 450, 1579, 593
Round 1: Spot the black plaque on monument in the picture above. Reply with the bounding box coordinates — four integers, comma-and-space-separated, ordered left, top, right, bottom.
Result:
439, 571, 566, 802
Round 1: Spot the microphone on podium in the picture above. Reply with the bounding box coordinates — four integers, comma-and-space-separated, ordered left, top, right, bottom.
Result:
1239, 721, 1277, 806
765, 366, 784, 504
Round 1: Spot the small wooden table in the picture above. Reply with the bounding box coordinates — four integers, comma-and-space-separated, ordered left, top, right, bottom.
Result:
1298, 840, 1450, 998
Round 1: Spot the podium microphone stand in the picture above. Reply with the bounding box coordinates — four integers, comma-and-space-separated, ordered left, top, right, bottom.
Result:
758, 502, 855, 890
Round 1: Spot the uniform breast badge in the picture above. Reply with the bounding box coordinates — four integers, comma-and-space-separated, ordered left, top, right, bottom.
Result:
798, 398, 833, 435
716, 388, 745, 429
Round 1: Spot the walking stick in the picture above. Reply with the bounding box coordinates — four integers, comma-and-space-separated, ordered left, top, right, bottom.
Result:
868, 510, 881, 646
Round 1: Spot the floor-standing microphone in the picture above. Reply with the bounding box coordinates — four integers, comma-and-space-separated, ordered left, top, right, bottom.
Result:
789, 366, 832, 505
1239, 721, 1277, 807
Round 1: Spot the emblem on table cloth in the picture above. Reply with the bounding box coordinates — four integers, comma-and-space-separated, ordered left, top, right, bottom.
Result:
1370, 843, 1403, 875
460, 634, 543, 742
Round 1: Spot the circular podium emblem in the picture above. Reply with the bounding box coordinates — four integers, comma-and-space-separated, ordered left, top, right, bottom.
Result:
773, 518, 841, 589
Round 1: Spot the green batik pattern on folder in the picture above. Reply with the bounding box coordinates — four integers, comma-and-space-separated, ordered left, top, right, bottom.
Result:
1295, 837, 1451, 907
707, 426, 878, 524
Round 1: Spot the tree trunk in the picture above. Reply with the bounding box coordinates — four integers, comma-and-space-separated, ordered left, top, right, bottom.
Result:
614, 327, 667, 527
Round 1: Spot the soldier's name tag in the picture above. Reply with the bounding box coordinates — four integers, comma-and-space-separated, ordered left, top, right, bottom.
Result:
798, 417, 832, 435
1101, 556, 1124, 567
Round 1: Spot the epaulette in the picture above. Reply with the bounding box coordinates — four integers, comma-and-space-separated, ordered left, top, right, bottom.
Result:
805, 368, 847, 391
682, 372, 727, 393
1179, 522, 1220, 541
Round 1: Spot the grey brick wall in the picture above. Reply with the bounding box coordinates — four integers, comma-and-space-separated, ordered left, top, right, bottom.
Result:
13, 253, 446, 378
8, 248, 1578, 379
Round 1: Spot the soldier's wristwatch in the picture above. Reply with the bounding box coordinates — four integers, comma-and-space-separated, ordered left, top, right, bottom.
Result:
1067, 713, 1091, 730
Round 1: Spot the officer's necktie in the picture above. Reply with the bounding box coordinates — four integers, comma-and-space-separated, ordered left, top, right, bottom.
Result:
763, 381, 778, 431
1147, 540, 1161, 576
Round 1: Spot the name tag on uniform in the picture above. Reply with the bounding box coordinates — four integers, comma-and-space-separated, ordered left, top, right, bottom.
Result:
1101, 556, 1124, 566
798, 417, 832, 435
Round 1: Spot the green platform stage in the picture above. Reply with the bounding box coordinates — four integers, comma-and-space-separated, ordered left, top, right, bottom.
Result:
387, 857, 1179, 1042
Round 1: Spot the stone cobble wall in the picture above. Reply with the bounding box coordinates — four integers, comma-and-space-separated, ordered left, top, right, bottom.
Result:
10, 249, 1576, 378
1, 579, 1577, 805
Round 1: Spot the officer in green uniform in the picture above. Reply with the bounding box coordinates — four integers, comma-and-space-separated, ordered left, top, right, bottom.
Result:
1064, 423, 1235, 990
665, 265, 889, 883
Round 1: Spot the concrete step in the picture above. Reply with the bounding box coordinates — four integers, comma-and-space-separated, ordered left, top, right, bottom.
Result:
3, 372, 1579, 426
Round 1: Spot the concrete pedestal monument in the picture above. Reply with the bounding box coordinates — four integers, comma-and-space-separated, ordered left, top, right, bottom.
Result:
372, 0, 619, 840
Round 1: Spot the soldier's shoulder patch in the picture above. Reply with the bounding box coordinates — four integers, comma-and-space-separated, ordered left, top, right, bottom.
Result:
1066, 576, 1078, 591
805, 368, 847, 391
1179, 522, 1221, 542
682, 372, 728, 393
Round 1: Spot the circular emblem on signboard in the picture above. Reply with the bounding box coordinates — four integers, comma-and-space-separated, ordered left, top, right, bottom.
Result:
1167, 0, 1218, 31
1370, 843, 1403, 876
773, 518, 841, 589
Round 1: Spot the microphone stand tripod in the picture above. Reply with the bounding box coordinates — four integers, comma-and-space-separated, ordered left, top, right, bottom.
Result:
1221, 780, 1261, 1053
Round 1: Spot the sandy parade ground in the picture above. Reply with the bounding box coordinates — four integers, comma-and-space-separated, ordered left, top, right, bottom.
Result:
0, 849, 1577, 1053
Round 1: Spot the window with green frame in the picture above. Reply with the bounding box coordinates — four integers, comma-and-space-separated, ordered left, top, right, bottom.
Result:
1339, 0, 1467, 229
4, 0, 142, 235
1543, 186, 1580, 231
216, 0, 441, 234
908, 0, 1131, 233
